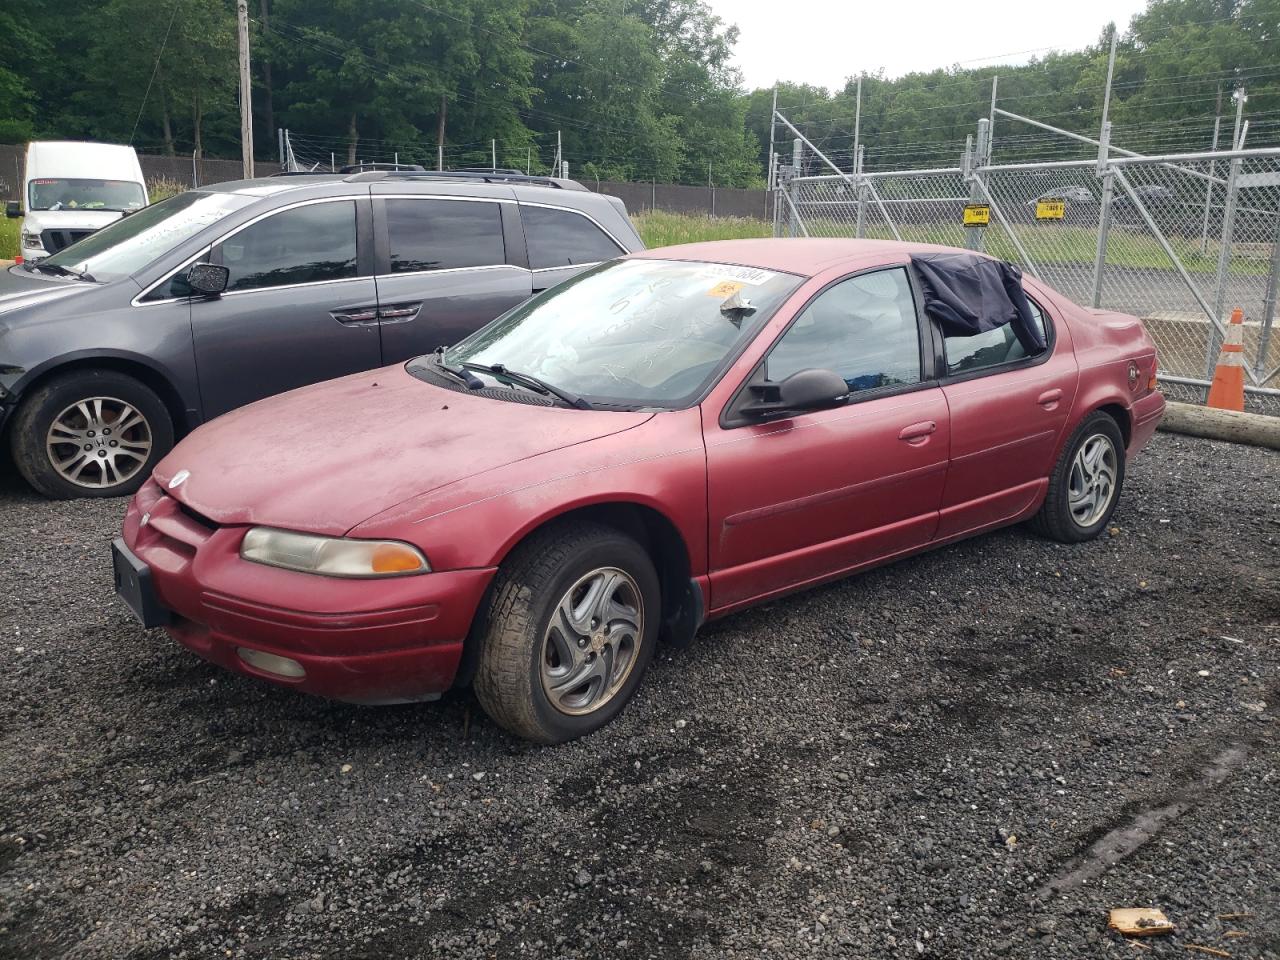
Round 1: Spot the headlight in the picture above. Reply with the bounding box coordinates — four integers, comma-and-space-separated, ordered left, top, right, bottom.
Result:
240, 527, 430, 578
21, 232, 44, 249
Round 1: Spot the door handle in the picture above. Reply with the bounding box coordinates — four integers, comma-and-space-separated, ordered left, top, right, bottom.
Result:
1037, 388, 1063, 408
898, 420, 937, 443
378, 302, 422, 322
331, 307, 379, 326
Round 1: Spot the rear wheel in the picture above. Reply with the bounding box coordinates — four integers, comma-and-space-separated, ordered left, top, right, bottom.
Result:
473, 521, 660, 743
10, 370, 173, 499
1032, 411, 1125, 543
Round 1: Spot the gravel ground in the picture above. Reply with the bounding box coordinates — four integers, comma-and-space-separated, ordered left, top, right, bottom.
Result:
1, 431, 1277, 960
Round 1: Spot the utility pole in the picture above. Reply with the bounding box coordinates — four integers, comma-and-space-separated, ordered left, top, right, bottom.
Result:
236, 0, 255, 178
988, 75, 998, 161
492, 139, 497, 171
768, 85, 777, 190
556, 131, 562, 177
436, 94, 447, 171
1099, 27, 1118, 147
853, 74, 862, 175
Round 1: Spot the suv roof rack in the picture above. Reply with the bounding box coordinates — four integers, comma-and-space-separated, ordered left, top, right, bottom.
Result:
342, 169, 582, 190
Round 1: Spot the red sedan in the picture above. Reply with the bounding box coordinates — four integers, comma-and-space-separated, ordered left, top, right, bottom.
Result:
113, 239, 1165, 742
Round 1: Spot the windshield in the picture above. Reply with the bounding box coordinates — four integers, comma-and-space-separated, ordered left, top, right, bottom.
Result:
28, 178, 146, 213
437, 258, 803, 408
38, 191, 253, 282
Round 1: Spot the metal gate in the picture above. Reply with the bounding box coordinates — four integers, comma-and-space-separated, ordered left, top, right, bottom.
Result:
773, 113, 1280, 411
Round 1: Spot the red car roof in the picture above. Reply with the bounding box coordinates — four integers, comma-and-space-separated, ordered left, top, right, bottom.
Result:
631, 238, 986, 277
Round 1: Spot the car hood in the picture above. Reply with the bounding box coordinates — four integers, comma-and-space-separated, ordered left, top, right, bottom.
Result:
0, 266, 96, 315
154, 365, 655, 536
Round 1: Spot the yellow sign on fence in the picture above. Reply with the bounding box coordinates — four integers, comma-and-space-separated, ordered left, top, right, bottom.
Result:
962, 203, 990, 227
1035, 200, 1066, 220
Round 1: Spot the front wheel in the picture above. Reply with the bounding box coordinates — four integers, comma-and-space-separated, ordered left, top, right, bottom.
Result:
1032, 411, 1126, 543
473, 522, 660, 743
10, 370, 174, 499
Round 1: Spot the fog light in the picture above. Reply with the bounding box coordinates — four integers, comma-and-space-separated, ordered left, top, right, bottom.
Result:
237, 647, 306, 679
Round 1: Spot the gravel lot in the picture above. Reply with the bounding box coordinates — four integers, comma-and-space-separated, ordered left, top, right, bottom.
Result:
1, 431, 1277, 960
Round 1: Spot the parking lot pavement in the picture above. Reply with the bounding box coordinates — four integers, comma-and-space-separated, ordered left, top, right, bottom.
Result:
0, 431, 1277, 960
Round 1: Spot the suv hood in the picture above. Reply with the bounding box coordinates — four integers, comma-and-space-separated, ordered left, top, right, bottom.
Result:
0, 266, 95, 315
154, 365, 654, 536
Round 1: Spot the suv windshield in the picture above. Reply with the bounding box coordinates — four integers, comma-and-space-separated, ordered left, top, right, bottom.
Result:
435, 258, 802, 408
29, 178, 146, 213
38, 191, 253, 283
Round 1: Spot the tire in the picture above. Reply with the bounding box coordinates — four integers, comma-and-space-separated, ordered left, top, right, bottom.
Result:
1031, 411, 1126, 543
10, 370, 174, 500
473, 521, 661, 744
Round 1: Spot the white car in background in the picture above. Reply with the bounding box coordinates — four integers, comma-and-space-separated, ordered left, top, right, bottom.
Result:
6, 141, 147, 263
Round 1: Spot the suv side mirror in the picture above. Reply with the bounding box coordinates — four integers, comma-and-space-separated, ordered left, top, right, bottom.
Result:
187, 262, 230, 297
5, 201, 20, 219
742, 368, 849, 419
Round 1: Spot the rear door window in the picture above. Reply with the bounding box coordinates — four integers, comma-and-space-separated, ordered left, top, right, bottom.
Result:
522, 205, 624, 270
218, 201, 357, 292
943, 299, 1049, 375
384, 198, 505, 273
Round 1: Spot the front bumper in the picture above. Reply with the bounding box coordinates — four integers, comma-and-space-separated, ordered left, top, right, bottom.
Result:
120, 480, 496, 704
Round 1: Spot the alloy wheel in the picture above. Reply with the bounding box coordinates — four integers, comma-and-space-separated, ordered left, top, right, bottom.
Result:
45, 396, 153, 490
1067, 433, 1117, 528
540, 566, 643, 716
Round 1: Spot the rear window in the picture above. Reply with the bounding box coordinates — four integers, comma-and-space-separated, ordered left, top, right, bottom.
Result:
385, 198, 505, 273
522, 205, 623, 270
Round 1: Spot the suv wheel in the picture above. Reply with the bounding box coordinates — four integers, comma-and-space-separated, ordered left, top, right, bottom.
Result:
10, 370, 174, 499
473, 521, 660, 743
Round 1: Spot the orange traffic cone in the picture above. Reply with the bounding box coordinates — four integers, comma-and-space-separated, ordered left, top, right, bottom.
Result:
1206, 307, 1246, 411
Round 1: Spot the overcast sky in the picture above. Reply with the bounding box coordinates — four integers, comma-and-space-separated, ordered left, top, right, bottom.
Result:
712, 0, 1153, 91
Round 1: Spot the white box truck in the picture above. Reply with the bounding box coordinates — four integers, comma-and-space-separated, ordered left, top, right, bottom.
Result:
5, 141, 148, 263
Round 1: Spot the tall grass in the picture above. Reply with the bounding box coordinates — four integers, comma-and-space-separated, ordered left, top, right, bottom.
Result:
0, 217, 16, 261
632, 211, 772, 248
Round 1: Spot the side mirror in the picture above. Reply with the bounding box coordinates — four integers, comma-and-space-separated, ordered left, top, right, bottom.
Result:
187, 262, 230, 297
5, 201, 20, 219
742, 368, 849, 419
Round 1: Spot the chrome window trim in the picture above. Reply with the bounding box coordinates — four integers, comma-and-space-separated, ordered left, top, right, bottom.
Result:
373, 263, 530, 282
516, 200, 628, 256
131, 195, 360, 307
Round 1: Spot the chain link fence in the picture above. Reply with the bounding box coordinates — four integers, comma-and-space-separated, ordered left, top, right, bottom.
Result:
776, 127, 1280, 414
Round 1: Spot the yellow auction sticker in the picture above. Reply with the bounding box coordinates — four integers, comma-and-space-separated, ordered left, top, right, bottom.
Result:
963, 204, 990, 226
706, 280, 745, 298
1036, 200, 1066, 220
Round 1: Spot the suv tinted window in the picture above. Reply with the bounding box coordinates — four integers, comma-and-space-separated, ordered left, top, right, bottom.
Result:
386, 198, 505, 272
522, 205, 623, 270
943, 299, 1048, 374
220, 201, 357, 292
767, 268, 922, 393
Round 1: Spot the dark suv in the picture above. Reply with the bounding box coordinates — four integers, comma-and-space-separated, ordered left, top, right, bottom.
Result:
0, 170, 642, 498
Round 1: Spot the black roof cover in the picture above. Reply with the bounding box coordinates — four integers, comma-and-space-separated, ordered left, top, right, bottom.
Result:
910, 252, 1046, 355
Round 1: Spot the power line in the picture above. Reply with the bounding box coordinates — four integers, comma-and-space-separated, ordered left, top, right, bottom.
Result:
129, 0, 182, 146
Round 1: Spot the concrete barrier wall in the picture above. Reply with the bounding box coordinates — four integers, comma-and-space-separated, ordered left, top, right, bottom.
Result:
0, 144, 773, 220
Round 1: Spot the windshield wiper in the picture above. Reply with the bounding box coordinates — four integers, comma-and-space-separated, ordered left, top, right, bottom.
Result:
432, 349, 485, 390
462, 362, 593, 410
34, 263, 96, 282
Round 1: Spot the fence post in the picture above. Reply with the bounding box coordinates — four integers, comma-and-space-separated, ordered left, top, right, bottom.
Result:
1092, 122, 1114, 308
965, 119, 989, 252
1256, 215, 1280, 382
854, 145, 866, 239
1207, 156, 1243, 378
789, 138, 802, 237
